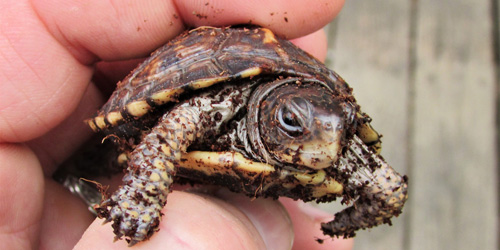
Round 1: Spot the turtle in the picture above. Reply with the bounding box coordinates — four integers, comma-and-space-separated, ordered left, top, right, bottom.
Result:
85, 26, 408, 245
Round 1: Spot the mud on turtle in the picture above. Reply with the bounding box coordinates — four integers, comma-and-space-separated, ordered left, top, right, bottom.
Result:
85, 26, 408, 245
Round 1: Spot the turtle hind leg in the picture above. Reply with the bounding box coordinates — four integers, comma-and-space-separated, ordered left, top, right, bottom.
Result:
95, 105, 203, 245
321, 135, 408, 238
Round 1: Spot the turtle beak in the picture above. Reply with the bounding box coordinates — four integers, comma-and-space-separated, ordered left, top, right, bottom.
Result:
294, 130, 343, 170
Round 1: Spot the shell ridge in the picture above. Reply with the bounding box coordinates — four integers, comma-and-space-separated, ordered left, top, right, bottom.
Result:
89, 26, 347, 132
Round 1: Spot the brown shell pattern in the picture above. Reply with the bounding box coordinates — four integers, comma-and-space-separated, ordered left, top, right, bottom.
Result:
87, 26, 352, 132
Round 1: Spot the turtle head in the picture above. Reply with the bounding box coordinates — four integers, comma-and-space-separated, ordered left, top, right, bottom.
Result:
247, 77, 357, 170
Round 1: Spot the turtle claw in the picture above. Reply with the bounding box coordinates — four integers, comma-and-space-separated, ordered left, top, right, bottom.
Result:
103, 217, 113, 224
320, 208, 364, 238
95, 188, 162, 245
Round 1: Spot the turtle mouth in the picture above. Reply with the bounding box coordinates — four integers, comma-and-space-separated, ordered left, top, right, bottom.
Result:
269, 133, 343, 170
285, 134, 388, 199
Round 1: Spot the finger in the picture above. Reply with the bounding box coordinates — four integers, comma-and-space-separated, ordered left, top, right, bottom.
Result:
92, 58, 148, 97
2, 0, 343, 143
0, 144, 44, 249
75, 191, 294, 250
38, 179, 94, 250
27, 82, 104, 175
291, 28, 328, 62
280, 198, 354, 250
33, 0, 344, 61
0, 1, 93, 142
174, 0, 344, 39
213, 189, 294, 250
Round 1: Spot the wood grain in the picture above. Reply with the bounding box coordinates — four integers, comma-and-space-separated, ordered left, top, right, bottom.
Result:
325, 1, 411, 249
409, 0, 497, 249
322, 0, 499, 249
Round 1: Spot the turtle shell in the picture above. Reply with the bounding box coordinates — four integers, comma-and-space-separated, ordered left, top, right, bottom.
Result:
87, 26, 353, 132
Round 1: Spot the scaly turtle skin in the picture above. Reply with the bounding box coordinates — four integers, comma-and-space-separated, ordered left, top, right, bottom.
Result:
86, 26, 408, 245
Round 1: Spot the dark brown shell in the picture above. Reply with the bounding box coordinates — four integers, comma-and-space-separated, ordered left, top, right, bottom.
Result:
87, 26, 352, 132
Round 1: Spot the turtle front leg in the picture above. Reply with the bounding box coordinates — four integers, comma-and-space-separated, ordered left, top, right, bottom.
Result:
95, 105, 203, 245
321, 135, 408, 238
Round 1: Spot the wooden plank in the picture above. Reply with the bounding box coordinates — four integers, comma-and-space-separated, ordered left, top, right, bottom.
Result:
409, 0, 498, 249
323, 1, 411, 249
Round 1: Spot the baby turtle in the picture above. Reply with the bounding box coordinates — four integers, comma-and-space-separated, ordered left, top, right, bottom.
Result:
86, 26, 408, 245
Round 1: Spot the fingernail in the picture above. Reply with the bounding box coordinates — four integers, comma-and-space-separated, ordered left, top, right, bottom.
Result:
215, 189, 294, 250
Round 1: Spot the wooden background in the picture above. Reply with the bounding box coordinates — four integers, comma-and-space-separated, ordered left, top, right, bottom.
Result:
318, 0, 499, 249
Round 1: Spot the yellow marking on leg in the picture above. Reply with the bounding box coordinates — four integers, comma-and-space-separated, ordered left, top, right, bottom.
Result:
282, 183, 296, 189
293, 170, 326, 185
165, 161, 175, 171
231, 152, 275, 173
128, 211, 139, 219
169, 141, 178, 151
120, 201, 130, 209
187, 122, 196, 131
314, 179, 343, 195
161, 144, 172, 157
179, 151, 343, 196
186, 132, 195, 141
118, 153, 128, 165
286, 169, 343, 196
173, 151, 181, 159
261, 28, 278, 44
145, 184, 156, 192
172, 122, 183, 132
161, 171, 169, 181
178, 151, 343, 200
127, 100, 151, 117
387, 197, 398, 206
179, 151, 275, 176
151, 89, 184, 105
178, 116, 188, 124
141, 214, 152, 223
175, 131, 184, 141
149, 172, 161, 182
134, 182, 145, 189
153, 159, 165, 170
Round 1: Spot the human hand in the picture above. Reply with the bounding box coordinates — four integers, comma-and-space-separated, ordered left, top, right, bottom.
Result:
0, 0, 352, 249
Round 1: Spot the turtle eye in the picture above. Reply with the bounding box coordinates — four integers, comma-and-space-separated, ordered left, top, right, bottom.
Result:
277, 106, 303, 136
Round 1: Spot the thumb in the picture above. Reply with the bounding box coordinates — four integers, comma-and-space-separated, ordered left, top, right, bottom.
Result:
74, 190, 294, 250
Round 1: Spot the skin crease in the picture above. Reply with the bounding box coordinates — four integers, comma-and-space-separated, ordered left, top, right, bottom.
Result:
0, 0, 354, 249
